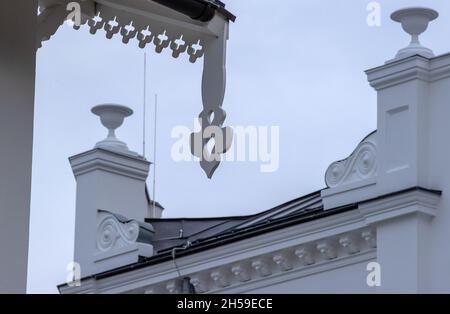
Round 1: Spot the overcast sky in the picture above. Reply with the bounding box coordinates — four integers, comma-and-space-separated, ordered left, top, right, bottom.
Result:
27, 0, 450, 293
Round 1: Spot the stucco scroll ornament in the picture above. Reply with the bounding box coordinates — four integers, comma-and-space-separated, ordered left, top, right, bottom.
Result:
325, 132, 377, 188
96, 211, 140, 252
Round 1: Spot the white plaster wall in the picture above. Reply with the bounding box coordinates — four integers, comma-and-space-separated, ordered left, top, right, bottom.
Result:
422, 72, 450, 293
91, 170, 148, 221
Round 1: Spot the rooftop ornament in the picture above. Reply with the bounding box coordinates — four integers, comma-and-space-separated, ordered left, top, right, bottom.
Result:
37, 0, 236, 178
91, 104, 139, 156
390, 7, 438, 61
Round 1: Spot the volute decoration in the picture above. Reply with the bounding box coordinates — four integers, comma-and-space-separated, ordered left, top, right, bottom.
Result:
325, 131, 377, 188
96, 211, 140, 252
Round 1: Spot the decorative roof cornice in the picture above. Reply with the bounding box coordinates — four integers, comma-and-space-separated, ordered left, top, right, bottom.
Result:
366, 55, 431, 90
82, 1, 208, 63
38, 0, 230, 62
137, 228, 376, 294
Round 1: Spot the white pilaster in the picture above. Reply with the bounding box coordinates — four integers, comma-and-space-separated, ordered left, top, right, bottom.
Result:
366, 56, 432, 195
0, 0, 38, 293
359, 188, 440, 293
376, 213, 431, 293
364, 24, 446, 292
70, 148, 150, 277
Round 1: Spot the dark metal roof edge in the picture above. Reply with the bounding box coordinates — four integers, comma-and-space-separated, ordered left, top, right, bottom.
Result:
196, 0, 236, 22
145, 190, 323, 223
216, 6, 236, 22
152, 0, 236, 22
146, 216, 252, 222
226, 191, 322, 232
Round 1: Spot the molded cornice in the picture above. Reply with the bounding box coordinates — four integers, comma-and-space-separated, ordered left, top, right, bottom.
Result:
360, 187, 441, 224
366, 54, 450, 90
69, 148, 150, 181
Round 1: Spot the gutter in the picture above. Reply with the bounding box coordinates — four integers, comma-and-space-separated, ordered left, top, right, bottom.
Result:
152, 0, 236, 22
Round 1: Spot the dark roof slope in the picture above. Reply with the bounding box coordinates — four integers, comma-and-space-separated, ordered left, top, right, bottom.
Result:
146, 190, 324, 254
152, 0, 236, 22
147, 216, 249, 252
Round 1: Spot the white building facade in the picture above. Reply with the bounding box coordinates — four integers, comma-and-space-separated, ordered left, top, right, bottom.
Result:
59, 7, 450, 294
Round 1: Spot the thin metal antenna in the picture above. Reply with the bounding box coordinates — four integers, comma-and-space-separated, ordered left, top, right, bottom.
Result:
142, 52, 147, 158
152, 94, 158, 217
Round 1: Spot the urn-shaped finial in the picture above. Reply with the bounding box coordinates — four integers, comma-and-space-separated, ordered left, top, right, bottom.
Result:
91, 104, 134, 154
391, 7, 438, 60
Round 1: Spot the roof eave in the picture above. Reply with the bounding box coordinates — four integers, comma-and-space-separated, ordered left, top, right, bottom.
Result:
152, 0, 236, 22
